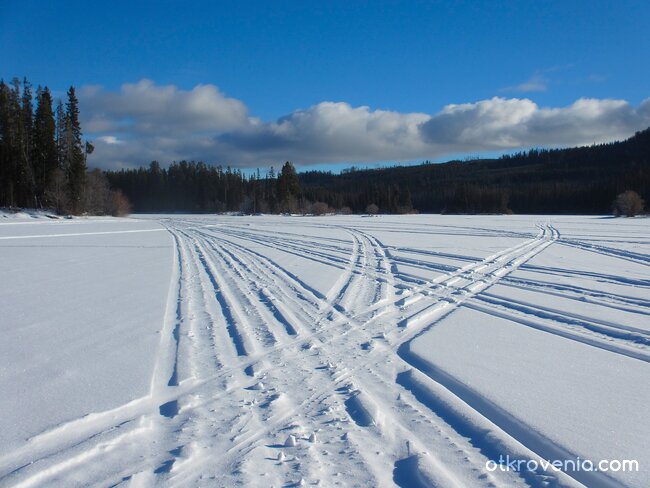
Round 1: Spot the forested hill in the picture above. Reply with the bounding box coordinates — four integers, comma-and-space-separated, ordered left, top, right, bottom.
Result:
300, 127, 650, 214
106, 128, 650, 215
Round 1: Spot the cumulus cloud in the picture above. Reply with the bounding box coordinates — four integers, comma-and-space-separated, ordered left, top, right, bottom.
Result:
217, 102, 431, 165
80, 80, 250, 135
420, 97, 650, 149
79, 80, 650, 169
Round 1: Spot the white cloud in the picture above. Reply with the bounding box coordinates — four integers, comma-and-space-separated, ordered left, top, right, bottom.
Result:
96, 135, 122, 145
79, 80, 650, 170
501, 73, 548, 93
80, 80, 250, 135
420, 97, 650, 149
216, 102, 431, 165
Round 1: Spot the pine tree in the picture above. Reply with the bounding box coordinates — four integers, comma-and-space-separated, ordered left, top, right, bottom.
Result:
63, 86, 85, 213
277, 161, 300, 211
1, 79, 26, 207
33, 87, 58, 206
21, 78, 33, 154
17, 78, 35, 206
0, 80, 11, 206
55, 99, 65, 169
267, 166, 277, 211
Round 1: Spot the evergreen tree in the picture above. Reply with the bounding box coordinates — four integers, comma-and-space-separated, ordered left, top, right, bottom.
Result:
17, 78, 35, 206
21, 78, 33, 152
63, 86, 85, 213
1, 79, 27, 206
0, 75, 118, 214
55, 99, 65, 169
277, 161, 300, 211
33, 87, 57, 206
267, 166, 277, 211
0, 80, 11, 206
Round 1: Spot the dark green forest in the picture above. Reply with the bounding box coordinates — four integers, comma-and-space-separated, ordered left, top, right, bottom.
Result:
0, 77, 128, 215
107, 128, 650, 215
302, 128, 650, 215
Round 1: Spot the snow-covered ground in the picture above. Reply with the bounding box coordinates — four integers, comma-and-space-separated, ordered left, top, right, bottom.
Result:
0, 213, 648, 487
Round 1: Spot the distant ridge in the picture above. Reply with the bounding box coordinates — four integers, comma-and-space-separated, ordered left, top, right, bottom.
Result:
300, 128, 650, 214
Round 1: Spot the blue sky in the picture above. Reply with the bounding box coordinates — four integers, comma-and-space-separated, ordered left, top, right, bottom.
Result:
2, 0, 649, 171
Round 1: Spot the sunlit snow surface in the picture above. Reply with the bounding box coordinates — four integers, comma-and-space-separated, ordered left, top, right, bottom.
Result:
0, 213, 648, 487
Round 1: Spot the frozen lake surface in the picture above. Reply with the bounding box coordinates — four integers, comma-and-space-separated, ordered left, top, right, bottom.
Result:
0, 213, 648, 487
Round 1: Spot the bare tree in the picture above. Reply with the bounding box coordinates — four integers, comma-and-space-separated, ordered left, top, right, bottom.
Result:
111, 190, 131, 216
366, 203, 379, 215
83, 169, 112, 214
311, 201, 331, 215
43, 168, 70, 214
613, 191, 645, 217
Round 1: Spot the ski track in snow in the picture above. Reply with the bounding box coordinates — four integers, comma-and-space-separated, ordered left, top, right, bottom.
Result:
1, 215, 649, 487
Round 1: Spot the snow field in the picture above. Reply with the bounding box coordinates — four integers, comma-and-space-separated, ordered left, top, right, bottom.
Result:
0, 213, 648, 487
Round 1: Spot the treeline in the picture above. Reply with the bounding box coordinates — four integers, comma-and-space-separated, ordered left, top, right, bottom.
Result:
6, 75, 646, 216
300, 128, 650, 215
0, 77, 129, 215
107, 128, 650, 215
107, 161, 311, 213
